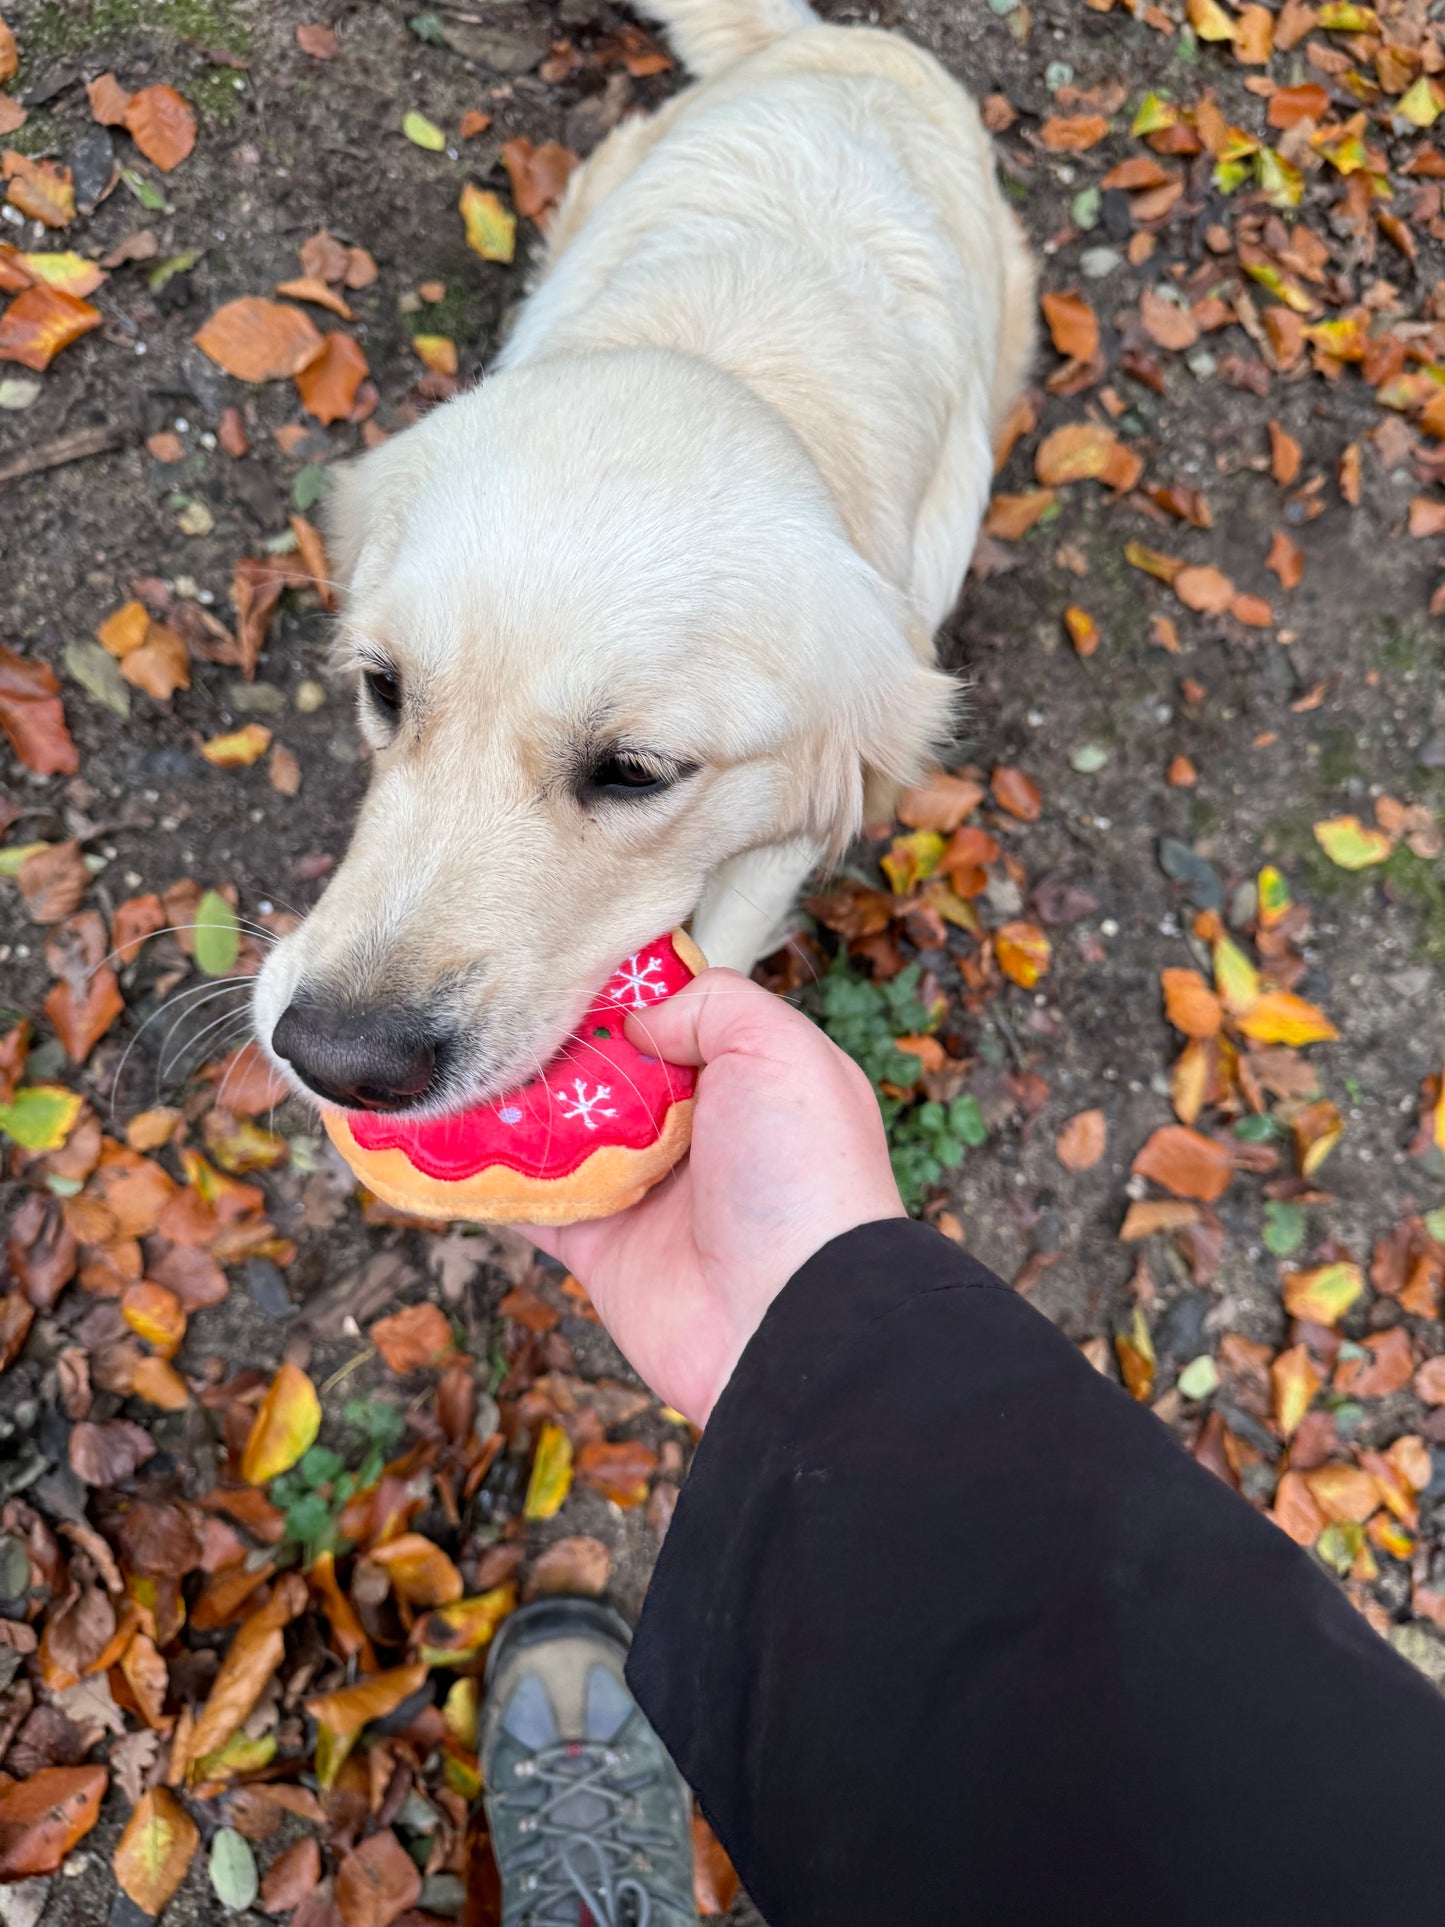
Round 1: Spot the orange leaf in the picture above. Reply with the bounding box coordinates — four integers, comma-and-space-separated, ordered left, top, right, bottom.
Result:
1041, 288, 1099, 361
693, 1812, 740, 1916
0, 98, 21, 137
294, 329, 369, 422
1265, 528, 1304, 587
1056, 1108, 1106, 1171
98, 599, 151, 657
274, 274, 355, 319
0, 283, 101, 370
121, 1280, 187, 1358
0, 1765, 107, 1877
1040, 114, 1109, 151
983, 488, 1056, 539
1229, 591, 1273, 628
194, 297, 324, 381
1338, 441, 1361, 505
995, 920, 1052, 987
1283, 1261, 1363, 1325
335, 1828, 421, 1927
2, 151, 74, 226
87, 72, 132, 125
1268, 83, 1329, 127
1131, 1124, 1232, 1201
122, 84, 196, 172
576, 1438, 658, 1508
0, 19, 15, 84
44, 964, 123, 1062
180, 1573, 307, 1775
1173, 564, 1235, 614
1268, 419, 1301, 486
1119, 1198, 1202, 1240
113, 1787, 197, 1914
1139, 287, 1199, 352
1161, 967, 1222, 1038
1271, 1343, 1321, 1440
240, 1362, 321, 1484
307, 1662, 429, 1751
499, 136, 579, 222
369, 1302, 455, 1373
894, 770, 984, 832
1169, 1038, 1210, 1125
1304, 1462, 1378, 1525
366, 1534, 464, 1608
459, 109, 492, 139
991, 764, 1042, 821
1233, 3, 1274, 61
1035, 420, 1119, 485
1167, 754, 1197, 788
120, 625, 190, 701
1409, 496, 1445, 537
309, 1549, 378, 1671
289, 511, 336, 610
1271, 1469, 1327, 1546
1063, 605, 1099, 657
131, 1355, 190, 1410
296, 22, 340, 58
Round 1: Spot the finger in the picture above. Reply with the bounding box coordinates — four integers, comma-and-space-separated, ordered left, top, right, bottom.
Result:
623, 967, 814, 1066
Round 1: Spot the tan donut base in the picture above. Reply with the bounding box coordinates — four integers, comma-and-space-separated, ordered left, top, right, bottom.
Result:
324, 1098, 695, 1226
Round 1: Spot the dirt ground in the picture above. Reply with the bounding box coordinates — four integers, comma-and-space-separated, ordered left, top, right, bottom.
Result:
3, 0, 1445, 1921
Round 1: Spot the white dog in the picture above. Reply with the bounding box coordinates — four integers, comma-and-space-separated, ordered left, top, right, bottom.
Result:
255, 0, 1034, 1116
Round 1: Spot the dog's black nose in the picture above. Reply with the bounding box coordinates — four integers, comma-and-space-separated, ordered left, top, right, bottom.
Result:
271, 1000, 440, 1111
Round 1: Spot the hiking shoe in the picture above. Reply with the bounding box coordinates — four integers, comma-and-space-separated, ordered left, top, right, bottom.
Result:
481, 1595, 700, 1927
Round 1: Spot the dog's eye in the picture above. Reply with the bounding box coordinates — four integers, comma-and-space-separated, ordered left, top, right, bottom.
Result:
363, 666, 402, 722
583, 751, 695, 801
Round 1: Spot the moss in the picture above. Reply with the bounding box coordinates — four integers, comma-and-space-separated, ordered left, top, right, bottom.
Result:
1378, 621, 1438, 677
1315, 723, 1362, 788
14, 0, 250, 120
402, 256, 489, 352
1382, 845, 1445, 967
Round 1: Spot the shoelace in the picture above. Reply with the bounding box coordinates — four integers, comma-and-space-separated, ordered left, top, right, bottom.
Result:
495, 1741, 677, 1927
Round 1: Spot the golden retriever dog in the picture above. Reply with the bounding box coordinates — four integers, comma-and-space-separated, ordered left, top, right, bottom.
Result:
254, 0, 1034, 1115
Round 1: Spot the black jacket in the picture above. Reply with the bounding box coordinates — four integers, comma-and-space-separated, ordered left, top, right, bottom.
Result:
628, 1220, 1445, 1925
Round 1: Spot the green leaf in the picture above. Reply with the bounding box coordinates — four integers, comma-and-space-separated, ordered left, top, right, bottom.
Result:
64, 639, 131, 718
1070, 743, 1110, 774
1177, 1354, 1219, 1401
1262, 1200, 1306, 1258
209, 1828, 258, 1911
1425, 1207, 1445, 1245
119, 166, 168, 211
194, 891, 240, 977
298, 1445, 345, 1486
409, 11, 447, 41
1233, 1114, 1278, 1142
0, 842, 50, 877
0, 1085, 84, 1152
403, 109, 447, 151
148, 248, 202, 293
949, 1093, 988, 1147
292, 463, 328, 511
283, 1491, 334, 1548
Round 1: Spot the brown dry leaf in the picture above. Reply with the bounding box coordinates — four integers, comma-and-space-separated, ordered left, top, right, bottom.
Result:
369, 1302, 455, 1373
1173, 565, 1235, 614
0, 97, 25, 135
693, 1813, 740, 1917
365, 1535, 463, 1608
3, 152, 74, 227
459, 108, 492, 139
1266, 528, 1304, 588
181, 1573, 306, 1774
45, 966, 123, 1062
194, 298, 324, 382
991, 765, 1042, 821
983, 489, 1056, 540
308, 1664, 428, 1752
0, 282, 101, 371
267, 743, 302, 796
500, 136, 580, 223
1270, 1343, 1321, 1441
296, 22, 339, 58
526, 1535, 612, 1599
8, 1192, 76, 1309
112, 892, 165, 963
1056, 1108, 1106, 1171
274, 274, 355, 320
113, 1786, 197, 1914
1131, 1125, 1231, 1202
1304, 1463, 1379, 1526
1271, 1470, 1327, 1546
122, 84, 195, 171
1035, 421, 1119, 486
121, 624, 190, 702
0, 18, 15, 84
894, 770, 984, 833
335, 1829, 421, 1927
294, 330, 368, 423
70, 1417, 156, 1486
1233, 2, 1274, 60
17, 840, 90, 923
1415, 1356, 1445, 1405
1041, 288, 1099, 362
1338, 441, 1361, 506
87, 72, 131, 124
1161, 967, 1222, 1038
1408, 497, 1445, 537
262, 1836, 322, 1911
0, 645, 78, 774
0, 1765, 107, 1877
576, 1439, 659, 1508
1139, 287, 1199, 352
1268, 419, 1301, 487
0, 1289, 35, 1369
1040, 114, 1109, 151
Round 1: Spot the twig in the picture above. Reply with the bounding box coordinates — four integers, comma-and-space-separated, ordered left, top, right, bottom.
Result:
0, 424, 123, 489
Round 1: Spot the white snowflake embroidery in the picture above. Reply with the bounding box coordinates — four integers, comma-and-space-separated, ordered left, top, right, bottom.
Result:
553, 1078, 618, 1131
606, 951, 667, 1010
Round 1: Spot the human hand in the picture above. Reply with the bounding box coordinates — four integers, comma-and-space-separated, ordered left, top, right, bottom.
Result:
520, 970, 906, 1427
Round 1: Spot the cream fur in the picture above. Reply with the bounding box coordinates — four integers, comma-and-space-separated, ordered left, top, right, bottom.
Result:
253, 0, 1035, 1112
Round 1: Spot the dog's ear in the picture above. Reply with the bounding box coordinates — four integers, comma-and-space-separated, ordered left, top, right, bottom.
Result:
323, 435, 416, 603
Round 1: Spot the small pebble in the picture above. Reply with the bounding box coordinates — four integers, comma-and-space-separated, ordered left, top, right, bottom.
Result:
245, 1257, 295, 1319
1080, 246, 1121, 279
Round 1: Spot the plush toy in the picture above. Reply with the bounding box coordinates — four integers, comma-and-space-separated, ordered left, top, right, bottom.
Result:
323, 930, 705, 1225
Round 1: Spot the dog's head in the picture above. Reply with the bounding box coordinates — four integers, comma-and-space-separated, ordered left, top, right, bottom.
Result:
254, 352, 953, 1115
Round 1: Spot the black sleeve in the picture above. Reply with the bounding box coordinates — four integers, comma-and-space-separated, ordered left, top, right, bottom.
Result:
626, 1219, 1445, 1927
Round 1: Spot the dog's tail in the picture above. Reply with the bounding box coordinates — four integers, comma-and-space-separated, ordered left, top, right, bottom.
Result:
638, 0, 819, 77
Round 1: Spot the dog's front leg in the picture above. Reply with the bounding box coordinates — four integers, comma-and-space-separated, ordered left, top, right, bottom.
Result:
690, 837, 823, 976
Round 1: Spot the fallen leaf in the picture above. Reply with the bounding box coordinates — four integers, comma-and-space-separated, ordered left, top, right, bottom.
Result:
366, 1535, 463, 1608
523, 1422, 574, 1521
369, 1302, 454, 1373
113, 1787, 197, 1914
460, 181, 516, 263
1140, 287, 1199, 352
240, 1362, 321, 1484
1293, 1098, 1343, 1177
121, 624, 189, 702
1173, 565, 1235, 614
991, 765, 1042, 821
122, 84, 196, 172
500, 137, 579, 223
693, 1813, 740, 1917
262, 1836, 322, 1911
0, 645, 78, 774
576, 1438, 659, 1508
1063, 605, 1099, 657
1313, 815, 1392, 870
1056, 1108, 1106, 1171
1415, 1356, 1445, 1405
335, 1829, 420, 1927
403, 109, 446, 151
0, 19, 15, 84
1338, 441, 1360, 506
1035, 421, 1119, 486
1271, 1343, 1321, 1440
1234, 991, 1337, 1046
294, 330, 368, 423
210, 1828, 259, 1911
275, 274, 355, 319
1271, 1469, 1327, 1546
289, 512, 335, 609
995, 921, 1052, 987
17, 840, 90, 922
1304, 1462, 1379, 1525
0, 284, 101, 369
0, 1084, 83, 1151
526, 1534, 611, 1598
983, 489, 1056, 539
1132, 1125, 1232, 1202
414, 1585, 516, 1666
194, 298, 325, 382
1040, 114, 1110, 151
1266, 528, 1304, 588
121, 1280, 186, 1358
1115, 1305, 1156, 1401
45, 965, 123, 1062
895, 771, 984, 833
1040, 288, 1099, 362
87, 72, 132, 125
411, 332, 457, 376
296, 22, 339, 58
182, 1574, 307, 1773
1233, 3, 1274, 61
0, 1765, 107, 1877
3, 152, 74, 226
1161, 967, 1222, 1039
1342, 1326, 1415, 1399
201, 722, 272, 768
1282, 1262, 1364, 1325
308, 1663, 428, 1784
459, 109, 492, 139
70, 1418, 156, 1486
0, 1290, 34, 1368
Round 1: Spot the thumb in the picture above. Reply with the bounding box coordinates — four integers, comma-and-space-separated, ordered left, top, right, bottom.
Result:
622, 967, 792, 1067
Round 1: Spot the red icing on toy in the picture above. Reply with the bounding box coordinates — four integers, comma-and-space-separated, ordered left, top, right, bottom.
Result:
347, 932, 697, 1183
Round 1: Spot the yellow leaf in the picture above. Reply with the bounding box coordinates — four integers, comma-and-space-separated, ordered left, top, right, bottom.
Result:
0, 1083, 83, 1151
1282, 1262, 1363, 1325
1313, 814, 1393, 869
1115, 1306, 1156, 1401
200, 722, 272, 767
1063, 606, 1100, 657
403, 110, 447, 150
113, 1789, 198, 1916
411, 333, 457, 375
443, 1677, 479, 1749
1212, 934, 1260, 1015
460, 182, 515, 263
1270, 1343, 1321, 1440
879, 830, 944, 895
240, 1362, 321, 1485
21, 250, 106, 297
415, 1584, 517, 1666
523, 1422, 573, 1521
995, 921, 1051, 988
366, 1534, 464, 1607
1234, 991, 1338, 1047
1170, 1039, 1211, 1126
1132, 93, 1178, 136
307, 1662, 428, 1786
1188, 0, 1237, 38
1398, 76, 1443, 127
1315, 0, 1378, 27
1257, 147, 1303, 209
1293, 1098, 1343, 1176
1257, 865, 1291, 930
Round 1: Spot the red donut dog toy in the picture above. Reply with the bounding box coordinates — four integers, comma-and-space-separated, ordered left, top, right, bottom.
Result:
322, 930, 704, 1225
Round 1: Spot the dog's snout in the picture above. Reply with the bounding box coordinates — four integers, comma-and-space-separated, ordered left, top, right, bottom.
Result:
272, 999, 441, 1112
